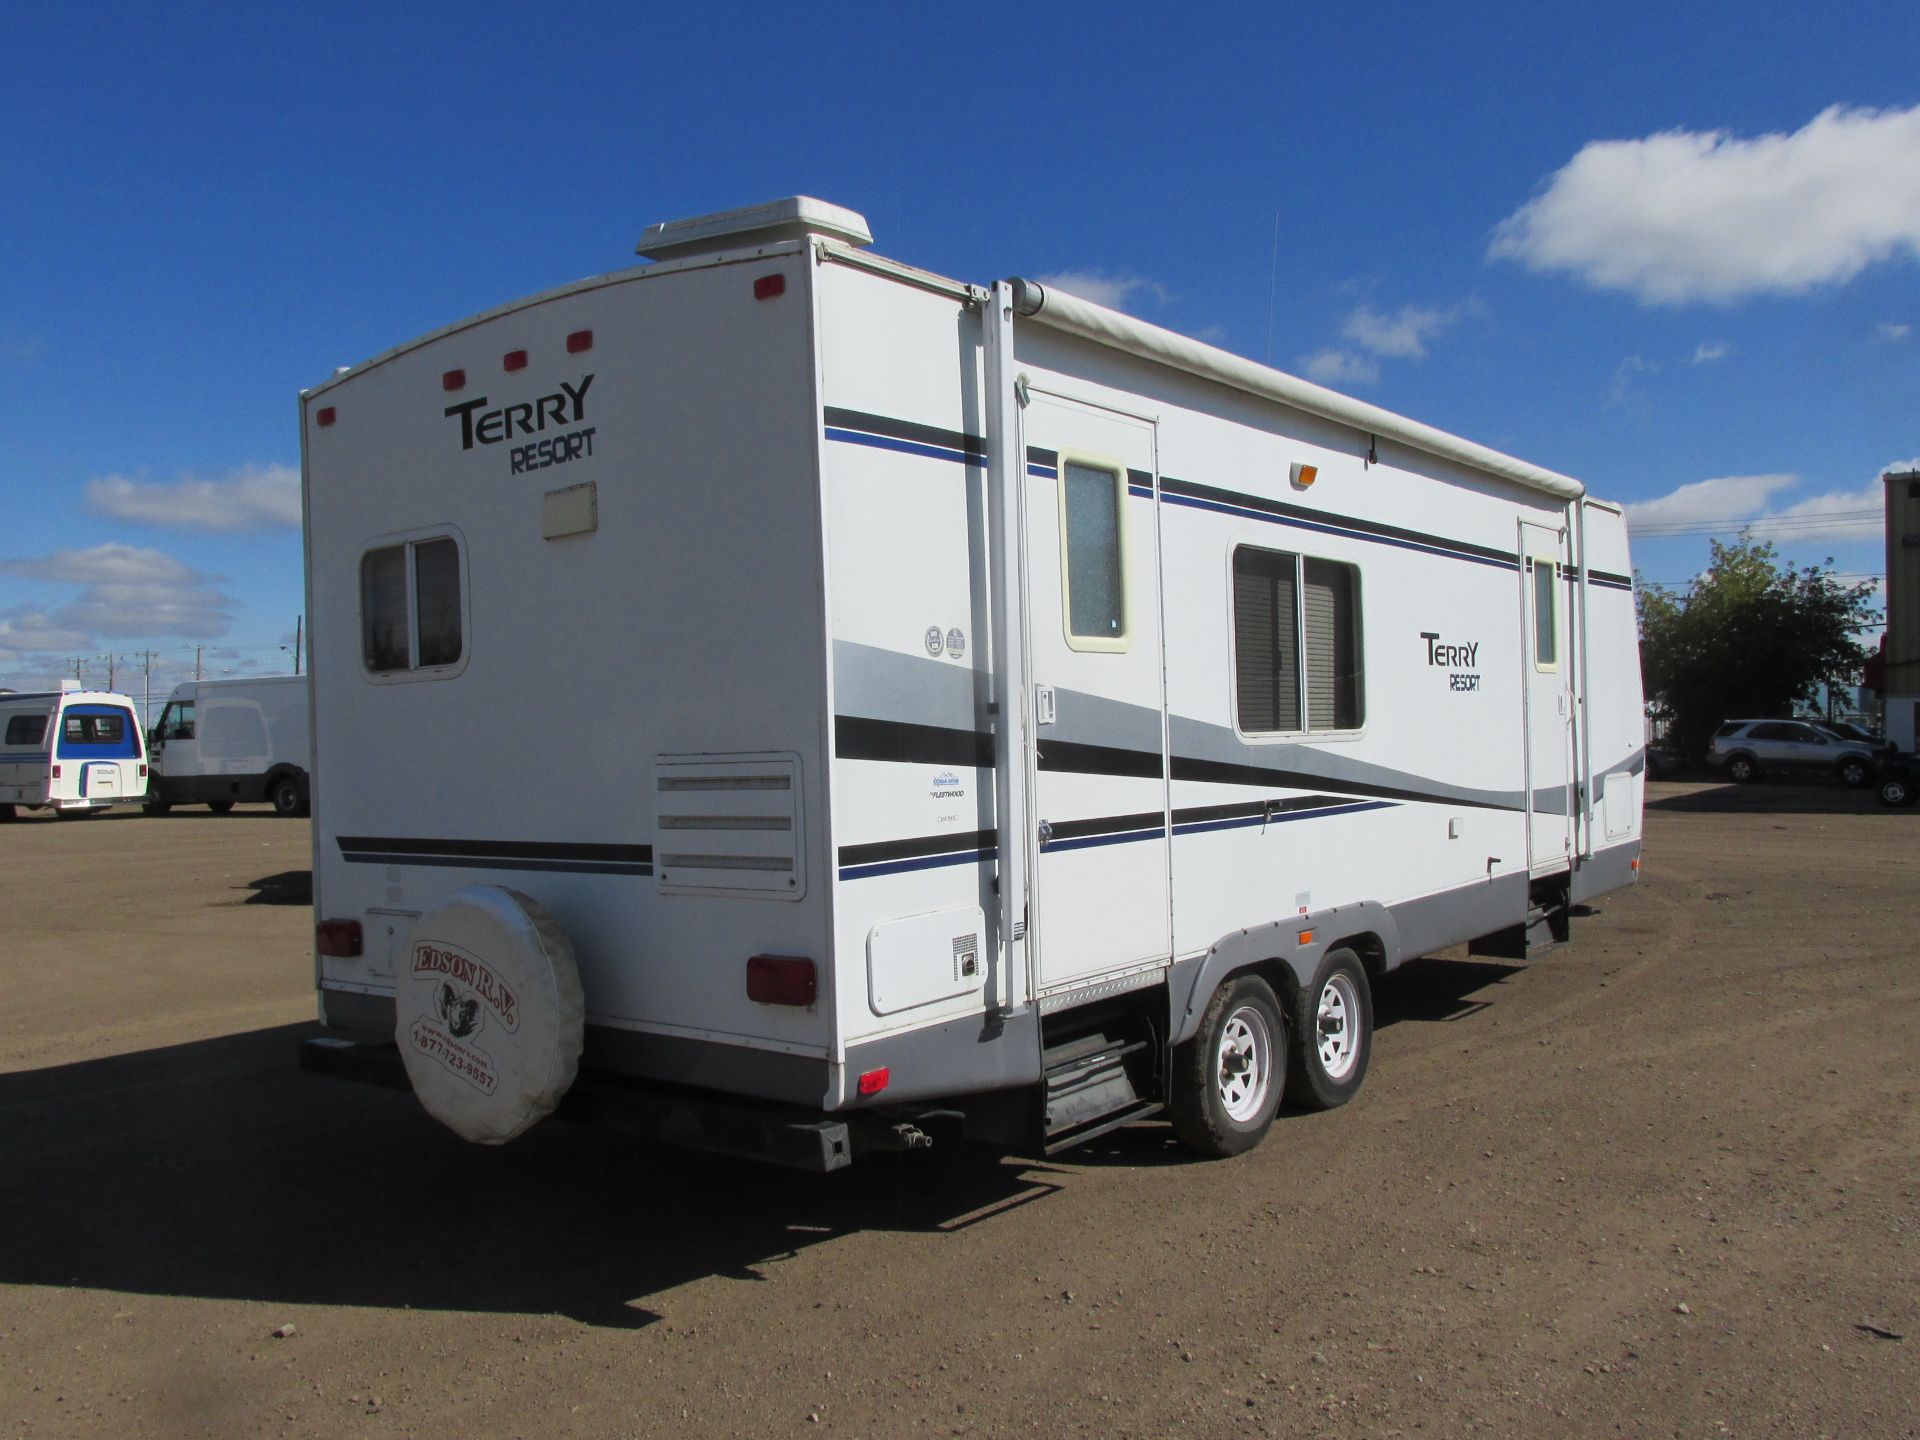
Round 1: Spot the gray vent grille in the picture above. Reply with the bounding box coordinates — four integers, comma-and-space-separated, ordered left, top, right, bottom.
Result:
653, 754, 805, 900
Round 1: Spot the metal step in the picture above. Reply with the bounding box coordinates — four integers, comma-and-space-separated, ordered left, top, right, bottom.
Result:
1041, 1035, 1154, 1150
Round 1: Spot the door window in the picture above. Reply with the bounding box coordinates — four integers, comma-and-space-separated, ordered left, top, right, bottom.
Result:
1057, 456, 1129, 651
1531, 558, 1559, 670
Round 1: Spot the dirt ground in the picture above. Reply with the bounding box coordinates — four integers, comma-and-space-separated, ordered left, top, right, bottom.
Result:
1, 785, 1916, 1439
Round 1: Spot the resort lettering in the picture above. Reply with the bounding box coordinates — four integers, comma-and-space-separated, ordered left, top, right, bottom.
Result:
1421, 631, 1481, 694
444, 374, 594, 451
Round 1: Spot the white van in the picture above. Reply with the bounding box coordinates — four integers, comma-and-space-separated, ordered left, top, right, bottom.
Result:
0, 685, 149, 819
146, 675, 312, 816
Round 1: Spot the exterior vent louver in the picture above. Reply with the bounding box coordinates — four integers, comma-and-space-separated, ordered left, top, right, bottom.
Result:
653, 753, 805, 900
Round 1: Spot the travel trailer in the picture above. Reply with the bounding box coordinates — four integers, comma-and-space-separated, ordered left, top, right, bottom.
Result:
146, 675, 312, 816
0, 684, 148, 819
299, 198, 1644, 1166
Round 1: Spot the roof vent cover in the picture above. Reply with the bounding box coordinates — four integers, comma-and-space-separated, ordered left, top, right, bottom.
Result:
637, 196, 872, 262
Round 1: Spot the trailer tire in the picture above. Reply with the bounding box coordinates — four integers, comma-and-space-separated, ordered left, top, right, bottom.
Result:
1170, 974, 1285, 1158
1287, 949, 1372, 1111
270, 775, 303, 817
395, 885, 585, 1145
206, 800, 234, 815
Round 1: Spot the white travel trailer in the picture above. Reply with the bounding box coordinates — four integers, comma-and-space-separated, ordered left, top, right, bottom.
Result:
300, 198, 1644, 1166
146, 674, 312, 816
0, 684, 148, 819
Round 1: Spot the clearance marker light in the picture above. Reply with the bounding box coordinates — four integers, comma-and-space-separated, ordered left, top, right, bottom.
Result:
857, 1067, 891, 1098
316, 407, 336, 427
503, 350, 528, 372
1298, 929, 1315, 946
1290, 462, 1318, 489
566, 329, 593, 354
753, 273, 786, 300
442, 369, 465, 392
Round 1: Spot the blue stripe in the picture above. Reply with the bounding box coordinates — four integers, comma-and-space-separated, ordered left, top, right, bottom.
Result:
826, 428, 984, 468
1026, 461, 1058, 479
838, 846, 996, 881
1044, 825, 1168, 854
0, 754, 51, 765
339, 851, 653, 877
1162, 491, 1521, 572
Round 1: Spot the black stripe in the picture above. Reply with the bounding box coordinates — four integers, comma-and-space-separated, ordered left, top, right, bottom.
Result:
1128, 468, 1153, 489
1169, 754, 1519, 812
824, 407, 984, 457
1036, 737, 1165, 779
337, 836, 653, 864
835, 715, 993, 769
837, 828, 996, 869
1026, 445, 1058, 469
1046, 810, 1165, 842
1161, 475, 1518, 567
1171, 793, 1365, 826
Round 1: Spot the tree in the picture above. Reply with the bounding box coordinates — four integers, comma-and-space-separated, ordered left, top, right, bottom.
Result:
1638, 538, 1879, 759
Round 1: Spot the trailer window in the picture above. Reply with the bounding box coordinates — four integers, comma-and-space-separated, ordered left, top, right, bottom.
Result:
5, 714, 48, 746
1233, 546, 1363, 734
1059, 457, 1129, 651
1532, 558, 1558, 670
361, 536, 464, 675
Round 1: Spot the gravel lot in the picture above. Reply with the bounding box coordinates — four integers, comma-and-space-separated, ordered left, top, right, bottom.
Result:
2, 785, 1915, 1438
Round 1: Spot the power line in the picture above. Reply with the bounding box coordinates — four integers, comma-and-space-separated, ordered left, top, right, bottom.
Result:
1629, 508, 1881, 539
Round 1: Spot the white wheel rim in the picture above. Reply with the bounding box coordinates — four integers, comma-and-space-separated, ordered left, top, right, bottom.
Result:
1317, 974, 1362, 1081
1215, 1005, 1272, 1123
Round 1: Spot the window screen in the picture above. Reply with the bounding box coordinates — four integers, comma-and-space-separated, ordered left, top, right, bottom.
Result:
1234, 547, 1363, 734
1233, 547, 1301, 732
1060, 460, 1126, 644
5, 714, 48, 746
362, 536, 463, 675
1532, 559, 1558, 668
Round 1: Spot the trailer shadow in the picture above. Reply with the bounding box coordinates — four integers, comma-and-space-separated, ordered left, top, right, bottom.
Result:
1645, 779, 1885, 816
0, 1025, 1064, 1330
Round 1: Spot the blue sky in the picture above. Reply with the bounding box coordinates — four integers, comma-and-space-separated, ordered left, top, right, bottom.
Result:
3, 1, 1915, 702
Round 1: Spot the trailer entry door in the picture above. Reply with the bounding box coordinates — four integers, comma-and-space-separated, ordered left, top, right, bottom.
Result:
1520, 521, 1574, 874
1021, 394, 1171, 994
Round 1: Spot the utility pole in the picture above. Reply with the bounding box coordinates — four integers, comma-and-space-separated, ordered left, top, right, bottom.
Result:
98, 653, 117, 690
294, 615, 303, 675
195, 645, 203, 681
140, 650, 156, 728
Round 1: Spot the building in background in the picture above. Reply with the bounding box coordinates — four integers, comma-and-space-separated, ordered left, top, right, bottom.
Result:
1885, 469, 1920, 752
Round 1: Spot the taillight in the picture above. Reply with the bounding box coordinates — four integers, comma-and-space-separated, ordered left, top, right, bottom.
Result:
316, 920, 363, 958
857, 1067, 890, 1097
746, 954, 815, 1006
138, 763, 148, 778
51, 764, 61, 779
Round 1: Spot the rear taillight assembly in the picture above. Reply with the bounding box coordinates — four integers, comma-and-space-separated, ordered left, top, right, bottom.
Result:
50, 764, 61, 779
315, 920, 363, 958
138, 763, 148, 778
746, 954, 815, 1006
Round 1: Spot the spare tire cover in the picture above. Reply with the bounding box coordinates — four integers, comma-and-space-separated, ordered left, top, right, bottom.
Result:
395, 885, 585, 1144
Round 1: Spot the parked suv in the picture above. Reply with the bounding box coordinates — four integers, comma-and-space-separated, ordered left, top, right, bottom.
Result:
1707, 718, 1891, 787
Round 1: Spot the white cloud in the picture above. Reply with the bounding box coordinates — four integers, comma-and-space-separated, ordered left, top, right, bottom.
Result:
1489, 103, 1920, 304
1340, 302, 1470, 360
1625, 473, 1798, 531
85, 463, 301, 531
1608, 354, 1661, 406
1875, 322, 1911, 342
1032, 270, 1172, 314
0, 609, 93, 659
1626, 464, 1909, 545
1297, 348, 1381, 385
1693, 341, 1731, 364
0, 543, 237, 641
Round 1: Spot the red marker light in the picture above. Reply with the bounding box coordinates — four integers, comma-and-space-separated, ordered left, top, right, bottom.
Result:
754, 274, 786, 300
51, 764, 61, 779
746, 954, 816, 1006
315, 920, 363, 958
316, 407, 336, 427
566, 329, 593, 354
442, 369, 466, 392
857, 1067, 890, 1098
503, 350, 527, 372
